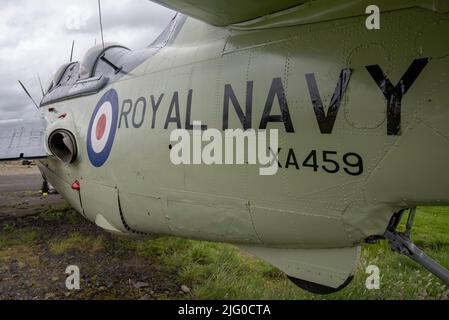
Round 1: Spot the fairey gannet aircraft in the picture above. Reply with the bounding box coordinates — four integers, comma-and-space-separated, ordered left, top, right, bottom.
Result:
1, 0, 449, 294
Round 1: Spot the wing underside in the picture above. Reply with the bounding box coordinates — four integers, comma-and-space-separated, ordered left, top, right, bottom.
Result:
150, 0, 449, 28
150, 0, 307, 26
0, 119, 47, 161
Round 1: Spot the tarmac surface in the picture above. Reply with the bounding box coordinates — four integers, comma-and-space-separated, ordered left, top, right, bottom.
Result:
0, 163, 65, 218
0, 173, 42, 193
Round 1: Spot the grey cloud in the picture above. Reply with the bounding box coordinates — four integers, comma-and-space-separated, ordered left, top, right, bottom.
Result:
0, 0, 175, 120
68, 1, 175, 35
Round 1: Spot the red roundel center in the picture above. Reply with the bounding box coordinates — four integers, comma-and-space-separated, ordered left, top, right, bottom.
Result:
96, 114, 107, 140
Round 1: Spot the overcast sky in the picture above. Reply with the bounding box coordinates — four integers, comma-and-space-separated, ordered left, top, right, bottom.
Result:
0, 0, 175, 120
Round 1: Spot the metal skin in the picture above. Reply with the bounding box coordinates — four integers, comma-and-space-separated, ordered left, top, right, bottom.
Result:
15, 1, 449, 292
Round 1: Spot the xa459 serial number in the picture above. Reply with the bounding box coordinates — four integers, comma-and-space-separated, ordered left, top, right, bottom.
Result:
277, 149, 364, 176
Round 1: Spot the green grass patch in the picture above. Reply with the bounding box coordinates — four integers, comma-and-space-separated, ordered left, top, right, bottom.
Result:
0, 228, 38, 250
0, 244, 41, 268
49, 232, 105, 255
41, 207, 81, 224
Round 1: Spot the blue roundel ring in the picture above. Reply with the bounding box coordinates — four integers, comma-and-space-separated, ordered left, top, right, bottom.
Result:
87, 89, 119, 167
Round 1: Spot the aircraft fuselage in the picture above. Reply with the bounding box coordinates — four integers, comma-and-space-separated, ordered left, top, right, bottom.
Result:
35, 6, 449, 291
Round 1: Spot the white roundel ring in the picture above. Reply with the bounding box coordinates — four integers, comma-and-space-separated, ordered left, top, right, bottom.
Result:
87, 89, 119, 167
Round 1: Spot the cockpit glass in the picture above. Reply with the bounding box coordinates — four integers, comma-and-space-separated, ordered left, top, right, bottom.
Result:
93, 47, 130, 77
59, 63, 80, 86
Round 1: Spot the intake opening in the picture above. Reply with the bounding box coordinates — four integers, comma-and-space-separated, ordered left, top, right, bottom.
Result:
48, 129, 78, 164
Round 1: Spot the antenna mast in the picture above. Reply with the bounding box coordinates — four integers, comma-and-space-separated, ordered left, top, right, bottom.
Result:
98, 0, 105, 50
70, 40, 75, 63
18, 80, 39, 109
37, 74, 45, 97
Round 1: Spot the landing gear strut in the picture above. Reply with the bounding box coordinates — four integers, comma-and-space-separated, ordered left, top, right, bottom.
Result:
41, 177, 49, 197
384, 208, 449, 286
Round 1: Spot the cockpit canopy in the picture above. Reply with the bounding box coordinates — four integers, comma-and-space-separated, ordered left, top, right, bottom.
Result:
45, 43, 130, 96
41, 43, 157, 107
40, 14, 186, 107
79, 44, 130, 80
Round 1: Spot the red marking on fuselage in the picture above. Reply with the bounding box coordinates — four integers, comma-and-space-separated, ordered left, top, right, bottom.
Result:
96, 114, 107, 140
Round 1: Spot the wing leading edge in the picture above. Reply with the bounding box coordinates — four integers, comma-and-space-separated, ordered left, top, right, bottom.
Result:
0, 118, 47, 161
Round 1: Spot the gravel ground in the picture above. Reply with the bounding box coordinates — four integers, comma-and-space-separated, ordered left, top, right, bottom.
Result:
0, 162, 185, 300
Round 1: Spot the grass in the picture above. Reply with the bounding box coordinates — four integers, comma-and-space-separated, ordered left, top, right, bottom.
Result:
0, 227, 40, 268
48, 233, 105, 255
42, 206, 81, 224
1, 206, 448, 299
0, 245, 40, 268
0, 227, 38, 250
124, 206, 449, 300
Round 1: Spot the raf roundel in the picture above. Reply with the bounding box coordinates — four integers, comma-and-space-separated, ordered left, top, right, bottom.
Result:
87, 89, 119, 167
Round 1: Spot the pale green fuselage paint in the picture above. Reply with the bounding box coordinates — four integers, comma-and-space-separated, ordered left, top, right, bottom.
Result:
37, 4, 449, 290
